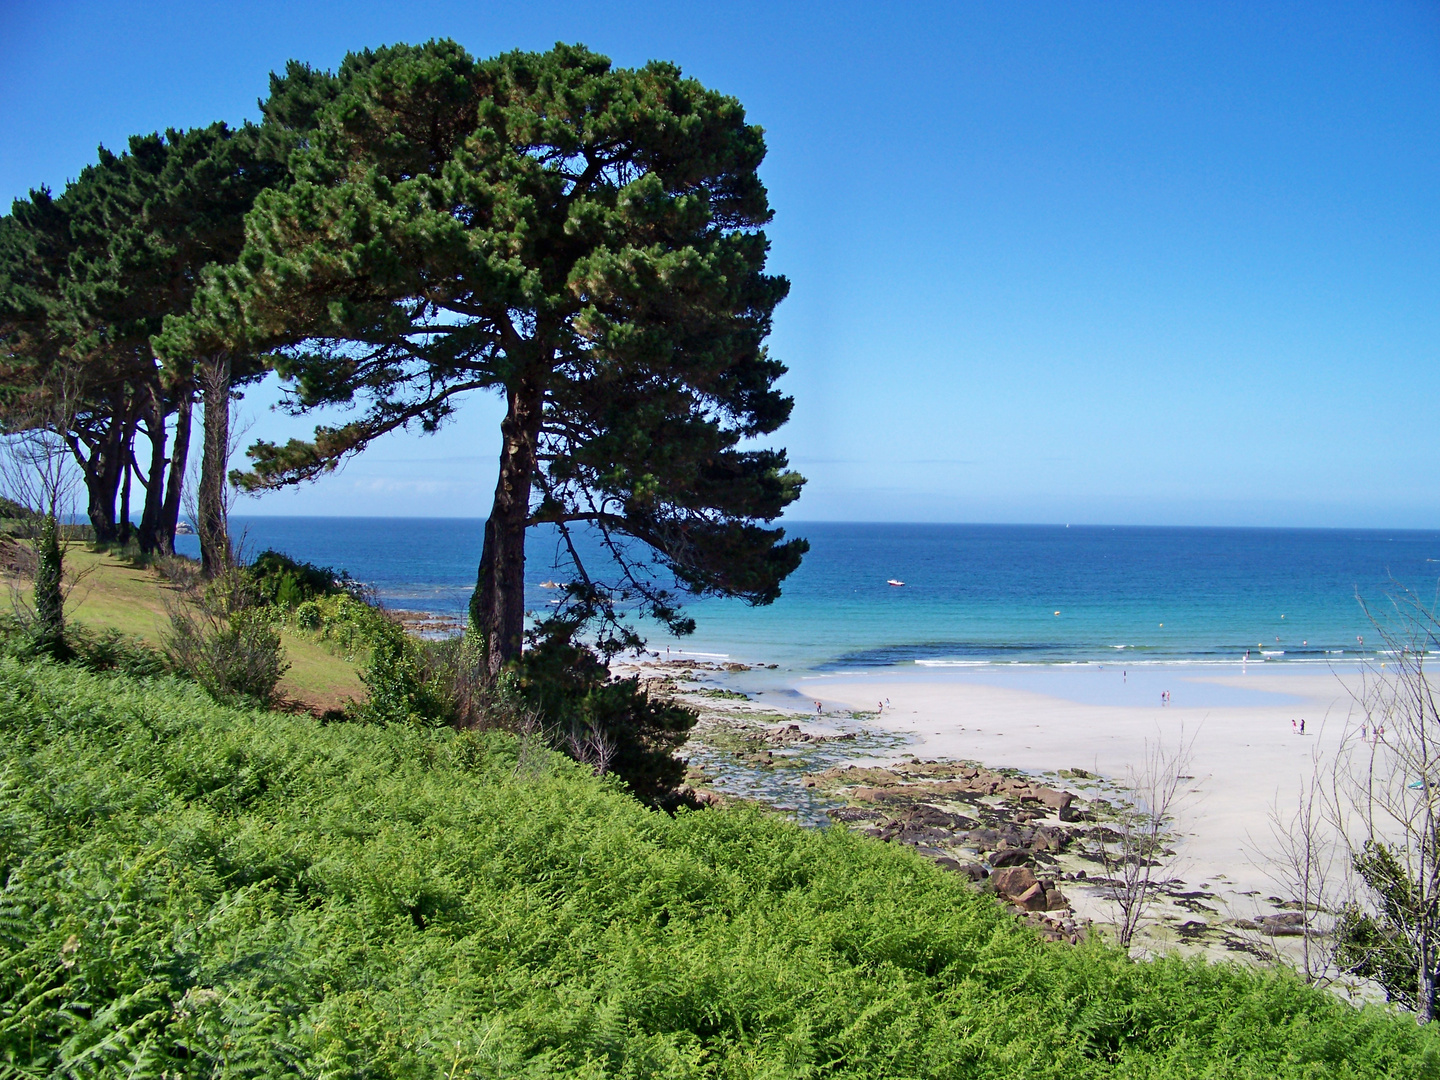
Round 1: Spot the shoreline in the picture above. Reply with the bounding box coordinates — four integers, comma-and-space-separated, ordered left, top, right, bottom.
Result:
621, 652, 1369, 969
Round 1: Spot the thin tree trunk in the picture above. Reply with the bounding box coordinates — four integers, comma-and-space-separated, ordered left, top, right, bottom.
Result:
135, 384, 168, 554
470, 377, 543, 679
197, 355, 232, 577
117, 452, 132, 546
159, 390, 193, 556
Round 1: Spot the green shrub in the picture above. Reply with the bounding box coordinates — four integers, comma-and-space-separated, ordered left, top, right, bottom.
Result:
68, 625, 168, 679
166, 604, 289, 707
0, 658, 1435, 1077
352, 617, 453, 726
30, 514, 66, 659
275, 592, 390, 658
249, 548, 364, 608
513, 637, 698, 808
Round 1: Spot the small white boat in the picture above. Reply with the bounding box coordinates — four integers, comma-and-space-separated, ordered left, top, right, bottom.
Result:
887, 579, 905, 587
539, 580, 561, 588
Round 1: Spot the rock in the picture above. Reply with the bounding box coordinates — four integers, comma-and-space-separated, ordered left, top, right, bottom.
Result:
1044, 888, 1069, 911
937, 859, 989, 881
967, 828, 1002, 850
1255, 912, 1308, 936
1029, 827, 1064, 853
1057, 805, 1081, 822
897, 825, 950, 845
989, 866, 1038, 899
827, 807, 878, 822
1015, 883, 1048, 911
853, 787, 886, 802
988, 848, 1029, 868
901, 804, 969, 829
1034, 787, 1074, 812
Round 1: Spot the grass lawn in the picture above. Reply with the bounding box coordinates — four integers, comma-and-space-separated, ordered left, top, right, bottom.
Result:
7, 541, 366, 712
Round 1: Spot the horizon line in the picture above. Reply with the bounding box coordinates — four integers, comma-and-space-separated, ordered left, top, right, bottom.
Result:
216, 515, 1440, 534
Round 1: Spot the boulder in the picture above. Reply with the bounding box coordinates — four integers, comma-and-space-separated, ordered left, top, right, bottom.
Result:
988, 848, 1029, 868
1029, 827, 1064, 853
989, 866, 1037, 899
938, 860, 989, 882
1015, 883, 1048, 911
1255, 912, 1308, 936
1044, 888, 1069, 911
967, 828, 1002, 850
903, 804, 969, 829
1034, 787, 1074, 812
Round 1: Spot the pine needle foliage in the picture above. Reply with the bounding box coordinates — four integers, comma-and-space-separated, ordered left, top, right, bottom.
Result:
0, 658, 1435, 1077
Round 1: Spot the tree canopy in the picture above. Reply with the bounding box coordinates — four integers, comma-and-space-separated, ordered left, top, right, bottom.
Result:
157, 40, 806, 673
0, 123, 281, 553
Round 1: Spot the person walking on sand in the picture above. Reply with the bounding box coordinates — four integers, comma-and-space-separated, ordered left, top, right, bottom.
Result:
1291, 719, 1297, 735
1299, 718, 1305, 735
815, 700, 822, 715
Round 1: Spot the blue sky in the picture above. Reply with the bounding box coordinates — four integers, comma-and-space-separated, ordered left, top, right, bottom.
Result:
4, 1, 1439, 527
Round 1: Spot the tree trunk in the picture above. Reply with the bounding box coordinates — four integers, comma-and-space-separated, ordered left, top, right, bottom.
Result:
117, 452, 132, 546
197, 355, 232, 578
470, 377, 543, 679
159, 391, 193, 556
136, 384, 168, 555
1420, 929, 1437, 1024
82, 434, 123, 544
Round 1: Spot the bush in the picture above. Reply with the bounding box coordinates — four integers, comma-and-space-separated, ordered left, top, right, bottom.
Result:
166, 603, 289, 707
513, 637, 698, 808
69, 625, 168, 679
30, 514, 66, 659
0, 657, 1435, 1077
249, 548, 364, 608
275, 592, 390, 658
352, 617, 453, 726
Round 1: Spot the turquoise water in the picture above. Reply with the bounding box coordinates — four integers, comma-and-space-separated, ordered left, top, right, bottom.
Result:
191, 519, 1440, 670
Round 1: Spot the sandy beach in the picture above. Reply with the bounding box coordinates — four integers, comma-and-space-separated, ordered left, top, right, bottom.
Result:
806, 663, 1364, 905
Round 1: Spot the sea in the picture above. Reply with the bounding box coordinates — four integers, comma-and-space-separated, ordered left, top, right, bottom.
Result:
179, 520, 1440, 678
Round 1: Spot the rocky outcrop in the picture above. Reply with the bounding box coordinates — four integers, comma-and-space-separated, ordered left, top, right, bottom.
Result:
811, 757, 1092, 943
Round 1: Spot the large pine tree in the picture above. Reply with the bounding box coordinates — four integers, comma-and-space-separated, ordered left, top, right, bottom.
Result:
158, 41, 807, 674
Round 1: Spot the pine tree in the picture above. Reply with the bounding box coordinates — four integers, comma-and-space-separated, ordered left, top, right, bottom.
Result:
156, 41, 807, 675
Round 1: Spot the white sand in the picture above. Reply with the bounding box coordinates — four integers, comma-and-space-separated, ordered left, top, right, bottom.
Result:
808, 664, 1365, 900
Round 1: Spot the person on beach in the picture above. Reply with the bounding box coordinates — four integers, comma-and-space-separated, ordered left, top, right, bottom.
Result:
815, 701, 822, 714
1291, 719, 1297, 735
1299, 718, 1305, 735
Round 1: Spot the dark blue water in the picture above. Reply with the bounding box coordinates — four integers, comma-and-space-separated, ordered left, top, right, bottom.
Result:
182, 520, 1440, 669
